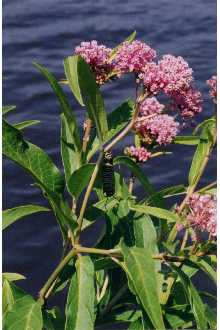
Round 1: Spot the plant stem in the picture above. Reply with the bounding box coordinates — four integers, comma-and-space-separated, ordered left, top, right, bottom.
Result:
75, 151, 104, 244
82, 118, 93, 153
197, 180, 217, 193
128, 173, 135, 194
38, 248, 78, 302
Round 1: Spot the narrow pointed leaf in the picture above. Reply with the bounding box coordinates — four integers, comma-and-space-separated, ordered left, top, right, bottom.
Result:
171, 264, 208, 330
3, 120, 64, 193
64, 55, 108, 142
3, 273, 26, 282
2, 204, 49, 230
34, 62, 81, 177
2, 280, 14, 316
189, 120, 216, 186
129, 204, 180, 223
2, 105, 16, 115
3, 120, 76, 239
173, 136, 200, 145
14, 120, 41, 130
60, 113, 81, 188
121, 245, 165, 330
65, 256, 95, 330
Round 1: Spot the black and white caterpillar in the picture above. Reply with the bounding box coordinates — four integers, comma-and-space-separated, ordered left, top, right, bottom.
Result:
102, 151, 115, 197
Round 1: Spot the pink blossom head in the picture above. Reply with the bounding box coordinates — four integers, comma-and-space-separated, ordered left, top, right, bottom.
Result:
139, 97, 164, 116
124, 146, 151, 162
171, 88, 203, 118
186, 193, 217, 238
134, 114, 179, 145
114, 40, 157, 74
139, 55, 193, 96
158, 55, 193, 94
74, 40, 113, 84
207, 75, 217, 101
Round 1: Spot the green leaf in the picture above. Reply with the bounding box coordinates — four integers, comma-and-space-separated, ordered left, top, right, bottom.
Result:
2, 280, 15, 316
189, 119, 216, 186
193, 117, 216, 135
121, 245, 165, 330
64, 55, 108, 142
128, 318, 144, 330
14, 120, 41, 130
3, 296, 43, 330
3, 273, 26, 282
173, 136, 200, 145
171, 264, 208, 330
165, 310, 194, 329
204, 304, 217, 329
60, 114, 82, 190
3, 120, 64, 193
133, 213, 165, 304
2, 120, 76, 239
189, 257, 217, 284
2, 280, 31, 318
68, 163, 95, 198
63, 55, 84, 106
129, 204, 180, 223
146, 184, 186, 204
65, 256, 95, 330
2, 105, 16, 115
2, 204, 49, 230
87, 100, 134, 161
33, 62, 81, 177
114, 156, 159, 203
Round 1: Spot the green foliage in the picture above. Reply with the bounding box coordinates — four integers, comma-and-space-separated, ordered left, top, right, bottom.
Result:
2, 105, 16, 115
64, 55, 108, 142
121, 244, 165, 329
65, 256, 95, 330
2, 204, 49, 230
3, 37, 216, 329
14, 120, 41, 130
3, 296, 43, 330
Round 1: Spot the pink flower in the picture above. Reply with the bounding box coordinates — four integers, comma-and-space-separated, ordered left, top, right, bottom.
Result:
186, 193, 217, 237
138, 62, 162, 94
124, 146, 151, 162
171, 88, 203, 118
134, 114, 179, 145
158, 55, 193, 94
207, 75, 217, 100
139, 97, 164, 116
139, 55, 193, 95
114, 40, 157, 74
74, 40, 113, 84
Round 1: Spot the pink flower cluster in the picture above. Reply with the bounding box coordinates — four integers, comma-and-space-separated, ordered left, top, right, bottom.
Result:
74, 39, 203, 117
134, 113, 179, 145
139, 97, 164, 116
186, 193, 217, 238
207, 75, 217, 100
139, 55, 193, 95
171, 88, 203, 118
124, 146, 151, 162
74, 41, 112, 84
138, 55, 202, 117
114, 40, 156, 74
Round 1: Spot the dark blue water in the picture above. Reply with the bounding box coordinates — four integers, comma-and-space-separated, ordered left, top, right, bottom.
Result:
3, 0, 216, 316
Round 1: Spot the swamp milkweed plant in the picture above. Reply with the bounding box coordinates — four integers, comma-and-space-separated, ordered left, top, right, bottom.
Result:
2, 32, 217, 330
